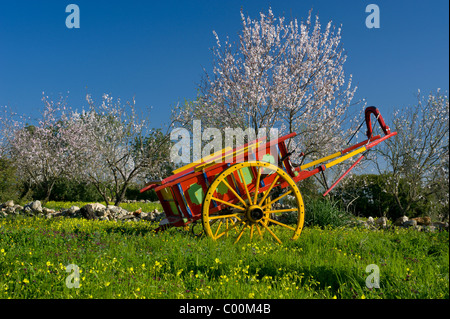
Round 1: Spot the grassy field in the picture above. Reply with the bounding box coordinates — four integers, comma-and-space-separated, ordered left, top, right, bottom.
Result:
0, 209, 448, 300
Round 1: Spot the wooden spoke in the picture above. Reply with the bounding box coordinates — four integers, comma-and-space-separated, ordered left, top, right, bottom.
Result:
266, 217, 296, 231
256, 224, 263, 239
215, 219, 245, 239
226, 218, 229, 237
262, 189, 292, 209
234, 223, 248, 244
259, 220, 282, 244
208, 212, 243, 220
219, 179, 248, 207
211, 197, 246, 211
265, 208, 299, 214
237, 168, 253, 205
253, 167, 262, 204
258, 175, 280, 206
214, 220, 223, 237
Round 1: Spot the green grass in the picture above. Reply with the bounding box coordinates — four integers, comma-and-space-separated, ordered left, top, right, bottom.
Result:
0, 215, 448, 299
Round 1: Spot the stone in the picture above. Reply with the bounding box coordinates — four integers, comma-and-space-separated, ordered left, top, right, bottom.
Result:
89, 203, 106, 212
5, 206, 15, 214
30, 200, 42, 213
95, 209, 106, 217
79, 204, 96, 220
432, 222, 449, 231
107, 205, 128, 218
355, 220, 369, 229
79, 203, 106, 219
144, 212, 157, 221
424, 225, 436, 233
411, 216, 431, 226
140, 212, 152, 221
67, 206, 80, 215
394, 216, 409, 226
53, 211, 65, 218
403, 219, 417, 228
5, 200, 14, 207
375, 217, 388, 227
42, 207, 54, 214
118, 214, 134, 220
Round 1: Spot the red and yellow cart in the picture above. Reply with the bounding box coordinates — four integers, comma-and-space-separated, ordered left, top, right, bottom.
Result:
140, 106, 396, 244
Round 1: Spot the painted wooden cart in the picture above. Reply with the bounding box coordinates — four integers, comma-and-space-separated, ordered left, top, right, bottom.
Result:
140, 106, 396, 244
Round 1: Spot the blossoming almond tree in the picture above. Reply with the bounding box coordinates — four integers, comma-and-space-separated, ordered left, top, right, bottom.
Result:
375, 89, 449, 218
66, 94, 172, 206
5, 93, 172, 206
174, 8, 359, 167
8, 95, 77, 201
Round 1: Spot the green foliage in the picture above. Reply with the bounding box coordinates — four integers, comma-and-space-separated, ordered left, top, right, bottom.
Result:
296, 178, 354, 228
303, 197, 354, 228
0, 158, 22, 202
125, 185, 158, 202
335, 174, 448, 220
30, 178, 103, 203
16, 177, 158, 204
334, 174, 399, 218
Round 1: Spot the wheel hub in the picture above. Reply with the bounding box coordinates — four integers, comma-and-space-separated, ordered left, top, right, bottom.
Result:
246, 205, 264, 223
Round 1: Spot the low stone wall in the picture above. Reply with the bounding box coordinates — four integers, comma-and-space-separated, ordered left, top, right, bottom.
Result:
1, 199, 448, 232
0, 200, 165, 223
353, 215, 448, 232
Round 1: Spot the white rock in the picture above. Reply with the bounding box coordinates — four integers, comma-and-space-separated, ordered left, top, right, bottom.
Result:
394, 216, 409, 226
376, 217, 387, 227
5, 200, 14, 207
30, 200, 42, 213
403, 220, 417, 228
68, 206, 80, 214
89, 203, 106, 212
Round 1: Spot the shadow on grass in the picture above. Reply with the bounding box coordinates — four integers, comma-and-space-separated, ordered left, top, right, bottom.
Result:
257, 264, 363, 295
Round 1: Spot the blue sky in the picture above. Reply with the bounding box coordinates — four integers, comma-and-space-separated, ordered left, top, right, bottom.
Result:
0, 0, 448, 129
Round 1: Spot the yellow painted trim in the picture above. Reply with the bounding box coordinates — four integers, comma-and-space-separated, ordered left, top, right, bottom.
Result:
325, 146, 366, 169
172, 147, 232, 174
300, 151, 342, 170
173, 140, 262, 175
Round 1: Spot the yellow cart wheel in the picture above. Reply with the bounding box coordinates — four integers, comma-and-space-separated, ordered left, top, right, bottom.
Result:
201, 161, 305, 244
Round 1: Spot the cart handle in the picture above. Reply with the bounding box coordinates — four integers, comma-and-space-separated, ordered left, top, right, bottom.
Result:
365, 106, 391, 139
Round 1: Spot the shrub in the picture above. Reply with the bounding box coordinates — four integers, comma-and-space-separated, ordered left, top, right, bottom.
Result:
303, 196, 353, 228
335, 174, 401, 219
0, 158, 22, 202
125, 184, 158, 202
31, 178, 103, 202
